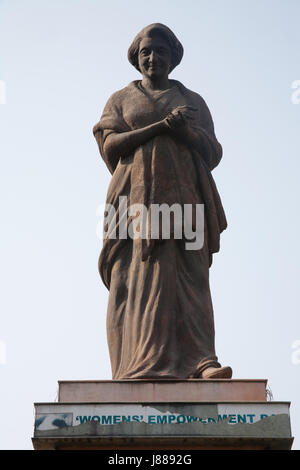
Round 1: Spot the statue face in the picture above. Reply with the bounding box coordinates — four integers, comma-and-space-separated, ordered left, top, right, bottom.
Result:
138, 35, 172, 80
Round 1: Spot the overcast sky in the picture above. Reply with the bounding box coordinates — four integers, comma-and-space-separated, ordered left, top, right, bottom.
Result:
0, 0, 299, 450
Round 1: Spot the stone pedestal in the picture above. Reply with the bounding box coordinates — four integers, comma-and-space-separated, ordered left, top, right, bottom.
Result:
32, 379, 293, 450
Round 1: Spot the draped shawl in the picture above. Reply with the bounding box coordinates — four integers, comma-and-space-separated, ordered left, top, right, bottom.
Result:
93, 80, 227, 288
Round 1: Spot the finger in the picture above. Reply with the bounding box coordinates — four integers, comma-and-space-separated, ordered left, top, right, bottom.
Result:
172, 110, 185, 120
179, 110, 196, 120
175, 105, 198, 112
172, 106, 190, 113
177, 111, 186, 124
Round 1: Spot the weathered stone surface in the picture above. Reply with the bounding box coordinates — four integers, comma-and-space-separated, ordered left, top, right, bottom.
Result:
58, 379, 267, 403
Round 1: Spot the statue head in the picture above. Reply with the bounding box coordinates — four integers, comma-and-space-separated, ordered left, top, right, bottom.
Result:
128, 23, 184, 81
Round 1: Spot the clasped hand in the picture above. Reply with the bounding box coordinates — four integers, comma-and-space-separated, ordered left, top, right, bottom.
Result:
164, 105, 198, 131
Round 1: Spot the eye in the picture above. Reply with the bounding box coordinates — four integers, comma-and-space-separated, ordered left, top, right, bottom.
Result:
156, 47, 169, 56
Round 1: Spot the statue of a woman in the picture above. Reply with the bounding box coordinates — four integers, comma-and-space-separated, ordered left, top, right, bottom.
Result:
93, 23, 232, 380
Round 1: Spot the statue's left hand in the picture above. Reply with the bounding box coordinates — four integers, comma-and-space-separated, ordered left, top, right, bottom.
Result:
164, 105, 198, 130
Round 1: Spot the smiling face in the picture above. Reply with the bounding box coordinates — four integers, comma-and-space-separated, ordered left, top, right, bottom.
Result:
138, 35, 172, 82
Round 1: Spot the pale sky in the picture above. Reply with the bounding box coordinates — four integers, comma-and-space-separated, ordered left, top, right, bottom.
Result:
0, 0, 299, 449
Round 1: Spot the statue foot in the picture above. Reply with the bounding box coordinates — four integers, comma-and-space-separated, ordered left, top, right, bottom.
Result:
201, 366, 232, 379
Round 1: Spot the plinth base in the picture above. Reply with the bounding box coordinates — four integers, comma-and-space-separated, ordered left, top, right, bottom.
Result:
58, 379, 267, 403
32, 379, 293, 450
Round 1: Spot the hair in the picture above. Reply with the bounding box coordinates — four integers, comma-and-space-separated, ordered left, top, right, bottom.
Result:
128, 23, 184, 73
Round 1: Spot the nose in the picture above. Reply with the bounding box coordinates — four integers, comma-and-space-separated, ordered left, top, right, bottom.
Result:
149, 51, 158, 63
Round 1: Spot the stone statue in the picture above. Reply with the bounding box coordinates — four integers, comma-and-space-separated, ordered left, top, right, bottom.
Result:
93, 23, 232, 380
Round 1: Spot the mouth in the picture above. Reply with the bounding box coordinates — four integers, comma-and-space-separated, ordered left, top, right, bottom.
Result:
148, 65, 159, 73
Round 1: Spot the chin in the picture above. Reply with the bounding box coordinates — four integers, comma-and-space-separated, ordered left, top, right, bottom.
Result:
147, 71, 161, 79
